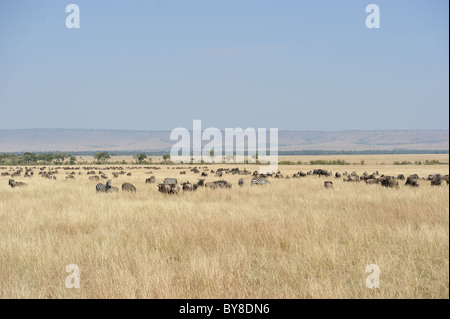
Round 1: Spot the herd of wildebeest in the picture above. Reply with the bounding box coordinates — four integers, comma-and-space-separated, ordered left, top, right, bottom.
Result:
3, 165, 449, 194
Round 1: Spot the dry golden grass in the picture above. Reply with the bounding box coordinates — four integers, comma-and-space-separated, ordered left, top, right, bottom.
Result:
0, 158, 448, 299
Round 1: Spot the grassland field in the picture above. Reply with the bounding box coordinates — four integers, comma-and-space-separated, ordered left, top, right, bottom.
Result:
0, 154, 448, 298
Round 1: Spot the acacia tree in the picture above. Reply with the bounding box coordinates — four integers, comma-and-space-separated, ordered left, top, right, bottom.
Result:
162, 154, 170, 163
22, 152, 37, 164
93, 152, 110, 164
134, 153, 147, 164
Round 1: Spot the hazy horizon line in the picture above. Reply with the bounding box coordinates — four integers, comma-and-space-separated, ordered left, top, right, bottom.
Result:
1, 128, 449, 132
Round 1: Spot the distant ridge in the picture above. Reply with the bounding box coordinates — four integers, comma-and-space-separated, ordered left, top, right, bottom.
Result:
0, 129, 448, 153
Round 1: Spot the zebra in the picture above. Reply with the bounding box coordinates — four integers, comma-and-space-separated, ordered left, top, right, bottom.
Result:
163, 178, 178, 185
122, 183, 137, 192
238, 178, 245, 187
8, 179, 27, 188
96, 180, 112, 193
250, 177, 271, 186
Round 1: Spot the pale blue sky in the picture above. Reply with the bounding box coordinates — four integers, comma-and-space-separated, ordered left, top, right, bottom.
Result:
0, 0, 448, 130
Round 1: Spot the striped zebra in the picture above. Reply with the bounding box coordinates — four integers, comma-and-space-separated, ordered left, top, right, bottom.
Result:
96, 180, 112, 192
250, 177, 271, 186
238, 178, 245, 187
163, 178, 178, 185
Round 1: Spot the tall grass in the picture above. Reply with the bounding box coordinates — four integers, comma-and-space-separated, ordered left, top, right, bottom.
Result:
0, 164, 448, 298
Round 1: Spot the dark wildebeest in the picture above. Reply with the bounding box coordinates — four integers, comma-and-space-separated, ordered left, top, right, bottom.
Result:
205, 180, 232, 189
8, 179, 27, 188
430, 175, 442, 186
182, 182, 196, 191
381, 177, 399, 188
405, 175, 420, 187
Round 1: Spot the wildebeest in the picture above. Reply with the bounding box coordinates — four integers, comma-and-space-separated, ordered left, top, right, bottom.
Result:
238, 178, 245, 187
343, 175, 359, 182
122, 183, 137, 192
205, 180, 232, 189
145, 176, 156, 183
8, 179, 27, 188
431, 175, 442, 186
335, 172, 341, 178
405, 175, 420, 187
313, 169, 331, 177
158, 183, 180, 194
196, 179, 205, 187
324, 181, 333, 188
182, 182, 197, 191
381, 177, 399, 188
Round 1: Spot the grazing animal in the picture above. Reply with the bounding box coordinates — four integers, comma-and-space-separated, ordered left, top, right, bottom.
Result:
89, 176, 100, 181
343, 175, 359, 182
145, 176, 156, 183
324, 181, 333, 188
251, 177, 271, 185
108, 186, 119, 192
313, 169, 331, 177
196, 179, 205, 187
122, 183, 137, 192
381, 178, 399, 188
158, 183, 180, 194
163, 178, 178, 185
205, 180, 232, 189
431, 176, 442, 186
182, 182, 196, 191
405, 175, 420, 187
335, 172, 341, 178
238, 178, 245, 187
96, 180, 112, 193
8, 179, 27, 188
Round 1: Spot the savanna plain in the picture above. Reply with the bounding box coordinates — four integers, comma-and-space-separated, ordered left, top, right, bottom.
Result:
0, 155, 448, 298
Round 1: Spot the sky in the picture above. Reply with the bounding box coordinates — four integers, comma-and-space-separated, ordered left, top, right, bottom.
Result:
0, 0, 448, 131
